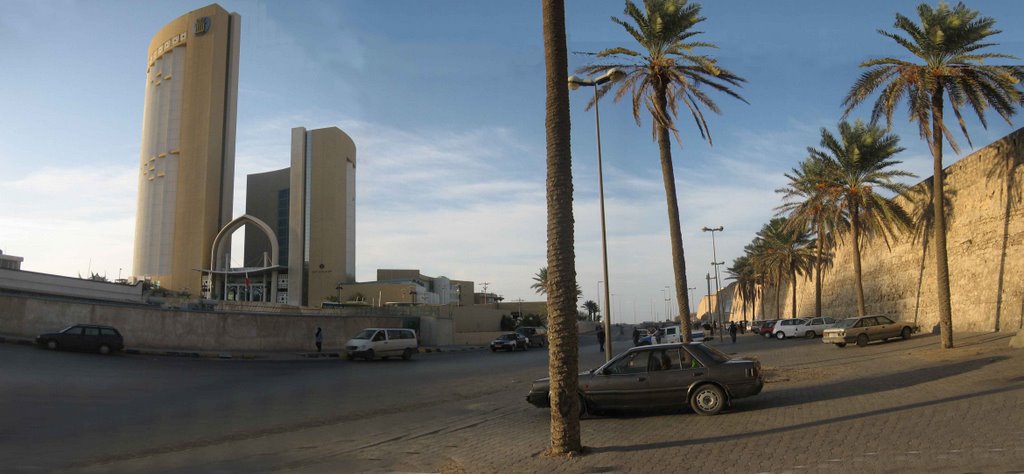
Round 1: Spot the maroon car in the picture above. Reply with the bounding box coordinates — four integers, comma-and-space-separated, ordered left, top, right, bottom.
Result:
758, 320, 777, 338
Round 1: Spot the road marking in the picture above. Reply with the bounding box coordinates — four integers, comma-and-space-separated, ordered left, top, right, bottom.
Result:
905, 451, 921, 454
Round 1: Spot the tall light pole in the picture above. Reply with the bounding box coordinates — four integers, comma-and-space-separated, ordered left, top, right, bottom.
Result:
570, 68, 622, 362
702, 226, 725, 342
712, 260, 725, 342
687, 287, 696, 319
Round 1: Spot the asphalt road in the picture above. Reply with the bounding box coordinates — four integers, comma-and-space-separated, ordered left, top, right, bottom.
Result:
0, 332, 620, 472
2, 329, 1021, 473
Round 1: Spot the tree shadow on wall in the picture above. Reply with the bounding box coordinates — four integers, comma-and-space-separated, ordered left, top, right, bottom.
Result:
905, 178, 955, 329
985, 134, 1024, 332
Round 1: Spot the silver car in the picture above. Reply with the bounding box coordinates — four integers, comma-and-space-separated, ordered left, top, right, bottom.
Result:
822, 315, 918, 348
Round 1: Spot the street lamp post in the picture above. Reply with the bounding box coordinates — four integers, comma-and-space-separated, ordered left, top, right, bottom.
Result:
702, 226, 725, 342
570, 68, 622, 362
687, 287, 696, 319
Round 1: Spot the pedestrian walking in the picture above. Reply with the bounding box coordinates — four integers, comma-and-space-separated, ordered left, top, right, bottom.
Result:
315, 327, 323, 353
596, 325, 605, 352
632, 327, 641, 346
739, 321, 746, 335
729, 322, 737, 343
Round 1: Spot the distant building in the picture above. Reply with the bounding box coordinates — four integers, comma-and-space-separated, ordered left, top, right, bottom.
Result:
203, 126, 357, 307
0, 250, 24, 271
338, 269, 473, 307
132, 4, 241, 293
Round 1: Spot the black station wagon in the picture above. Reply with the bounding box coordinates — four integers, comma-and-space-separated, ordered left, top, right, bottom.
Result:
527, 343, 763, 416
36, 324, 124, 355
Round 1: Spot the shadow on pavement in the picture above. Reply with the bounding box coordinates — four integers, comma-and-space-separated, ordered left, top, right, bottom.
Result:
751, 355, 1009, 409
587, 355, 1008, 420
590, 377, 1023, 454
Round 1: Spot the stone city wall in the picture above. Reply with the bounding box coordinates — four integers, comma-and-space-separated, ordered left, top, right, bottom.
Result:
732, 127, 1024, 334
0, 293, 453, 351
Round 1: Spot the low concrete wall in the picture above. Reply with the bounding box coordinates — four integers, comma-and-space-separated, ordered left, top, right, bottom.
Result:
453, 331, 506, 345
0, 293, 452, 351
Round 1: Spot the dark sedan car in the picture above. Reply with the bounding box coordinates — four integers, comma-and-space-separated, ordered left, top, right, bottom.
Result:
490, 332, 529, 352
36, 324, 124, 355
526, 343, 763, 416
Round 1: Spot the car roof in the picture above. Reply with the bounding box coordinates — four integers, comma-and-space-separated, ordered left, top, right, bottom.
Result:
72, 324, 118, 329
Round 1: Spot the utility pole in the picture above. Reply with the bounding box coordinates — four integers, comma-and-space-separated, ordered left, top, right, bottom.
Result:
705, 273, 713, 330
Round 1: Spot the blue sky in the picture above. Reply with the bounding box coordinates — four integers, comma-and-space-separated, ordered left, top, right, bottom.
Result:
1, 1, 1022, 322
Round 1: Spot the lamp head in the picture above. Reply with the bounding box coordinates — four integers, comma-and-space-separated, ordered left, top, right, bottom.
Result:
567, 75, 584, 90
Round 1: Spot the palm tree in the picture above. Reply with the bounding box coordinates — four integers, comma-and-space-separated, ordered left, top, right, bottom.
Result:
726, 255, 756, 322
843, 2, 1024, 348
906, 178, 955, 326
531, 267, 549, 295
532, 266, 583, 297
581, 300, 600, 321
776, 156, 844, 318
578, 0, 746, 343
809, 120, 914, 316
541, 0, 580, 455
754, 218, 814, 319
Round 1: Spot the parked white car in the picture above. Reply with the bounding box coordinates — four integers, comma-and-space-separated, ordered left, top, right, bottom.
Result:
772, 318, 808, 339
791, 317, 838, 338
658, 326, 706, 343
345, 328, 418, 360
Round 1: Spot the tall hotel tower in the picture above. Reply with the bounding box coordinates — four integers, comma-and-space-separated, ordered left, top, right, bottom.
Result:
132, 4, 240, 292
287, 127, 357, 306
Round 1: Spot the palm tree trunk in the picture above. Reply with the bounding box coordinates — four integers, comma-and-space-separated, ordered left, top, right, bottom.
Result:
759, 284, 766, 319
790, 269, 797, 319
541, 0, 580, 454
654, 83, 692, 343
931, 89, 954, 349
851, 206, 866, 316
815, 222, 823, 318
775, 281, 781, 319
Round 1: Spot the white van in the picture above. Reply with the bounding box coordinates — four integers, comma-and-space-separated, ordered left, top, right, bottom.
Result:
345, 328, 418, 361
661, 326, 706, 343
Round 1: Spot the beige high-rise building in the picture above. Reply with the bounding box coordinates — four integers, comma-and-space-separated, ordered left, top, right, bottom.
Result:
132, 4, 240, 292
288, 127, 357, 306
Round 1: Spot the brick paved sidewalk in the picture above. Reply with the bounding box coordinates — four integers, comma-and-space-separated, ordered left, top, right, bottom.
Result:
369, 332, 1024, 473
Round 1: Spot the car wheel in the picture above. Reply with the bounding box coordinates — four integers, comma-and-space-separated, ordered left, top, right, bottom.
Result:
690, 384, 725, 416
402, 348, 414, 360
762, 332, 771, 339
98, 344, 111, 355
365, 349, 375, 361
856, 334, 869, 347
46, 339, 59, 350
901, 327, 912, 340
490, 347, 497, 352
775, 332, 785, 340
835, 343, 847, 348
804, 331, 816, 339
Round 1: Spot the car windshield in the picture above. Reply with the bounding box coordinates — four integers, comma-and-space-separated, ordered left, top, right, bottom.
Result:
835, 318, 860, 328
353, 329, 377, 340
60, 325, 79, 333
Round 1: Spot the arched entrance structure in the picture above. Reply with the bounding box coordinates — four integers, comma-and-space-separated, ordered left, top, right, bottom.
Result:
202, 214, 285, 302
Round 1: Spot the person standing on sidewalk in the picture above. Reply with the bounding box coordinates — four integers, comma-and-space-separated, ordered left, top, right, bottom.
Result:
596, 325, 605, 352
315, 327, 323, 353
729, 322, 737, 343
